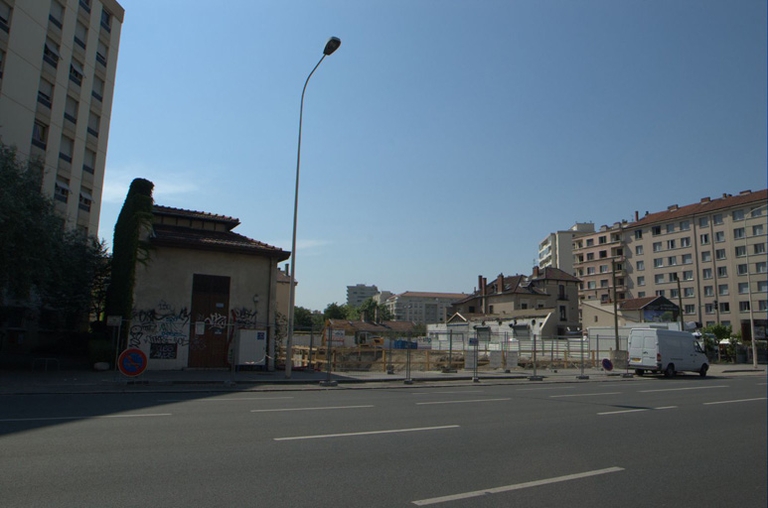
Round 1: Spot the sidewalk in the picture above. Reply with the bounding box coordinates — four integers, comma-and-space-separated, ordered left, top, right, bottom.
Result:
0, 363, 764, 395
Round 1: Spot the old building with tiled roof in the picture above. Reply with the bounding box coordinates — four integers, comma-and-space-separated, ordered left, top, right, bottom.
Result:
574, 189, 767, 338
129, 205, 290, 371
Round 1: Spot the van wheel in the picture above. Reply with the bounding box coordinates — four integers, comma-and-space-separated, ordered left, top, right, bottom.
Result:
699, 364, 708, 378
664, 364, 675, 378
635, 369, 644, 376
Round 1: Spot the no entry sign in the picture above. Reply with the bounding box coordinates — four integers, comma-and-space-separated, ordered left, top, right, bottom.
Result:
118, 348, 148, 377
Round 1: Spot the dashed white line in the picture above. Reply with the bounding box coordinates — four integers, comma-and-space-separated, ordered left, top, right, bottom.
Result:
275, 425, 460, 442
516, 386, 575, 392
251, 405, 373, 413
550, 392, 622, 398
411, 466, 624, 505
411, 391, 485, 395
598, 409, 649, 416
703, 397, 767, 405
415, 398, 511, 406
639, 385, 728, 393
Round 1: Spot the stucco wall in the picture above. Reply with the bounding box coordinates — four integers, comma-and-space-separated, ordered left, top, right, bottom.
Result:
130, 245, 278, 370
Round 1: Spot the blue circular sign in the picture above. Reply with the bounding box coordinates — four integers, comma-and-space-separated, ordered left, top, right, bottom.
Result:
601, 358, 614, 371
118, 348, 148, 377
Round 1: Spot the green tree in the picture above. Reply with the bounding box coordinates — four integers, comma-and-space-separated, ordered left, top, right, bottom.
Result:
105, 178, 154, 348
356, 297, 392, 322
323, 302, 350, 320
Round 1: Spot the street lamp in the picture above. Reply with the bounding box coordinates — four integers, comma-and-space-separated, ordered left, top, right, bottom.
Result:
286, 37, 341, 379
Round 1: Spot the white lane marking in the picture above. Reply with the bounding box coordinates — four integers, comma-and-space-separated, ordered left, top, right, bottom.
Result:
411, 466, 624, 506
411, 391, 485, 395
0, 413, 172, 423
251, 405, 373, 413
703, 397, 767, 405
639, 385, 728, 393
598, 407, 676, 415
416, 398, 510, 406
157, 397, 295, 403
756, 383, 767, 386
550, 392, 622, 398
516, 386, 575, 391
275, 425, 460, 442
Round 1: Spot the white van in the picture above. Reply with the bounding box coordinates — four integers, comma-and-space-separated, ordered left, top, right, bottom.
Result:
628, 328, 709, 377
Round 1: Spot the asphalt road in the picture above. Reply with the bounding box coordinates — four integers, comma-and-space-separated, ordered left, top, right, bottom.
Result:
1, 376, 765, 507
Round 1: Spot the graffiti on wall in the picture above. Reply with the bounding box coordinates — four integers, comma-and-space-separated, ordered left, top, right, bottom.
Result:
129, 301, 191, 349
231, 307, 258, 328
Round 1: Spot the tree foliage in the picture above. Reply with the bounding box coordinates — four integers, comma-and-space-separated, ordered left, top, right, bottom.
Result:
105, 178, 154, 346
0, 143, 110, 329
294, 306, 324, 330
323, 302, 350, 320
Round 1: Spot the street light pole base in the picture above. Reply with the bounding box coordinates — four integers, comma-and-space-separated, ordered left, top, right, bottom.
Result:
576, 375, 590, 380
404, 379, 414, 385
472, 377, 480, 383
529, 376, 544, 381
319, 380, 338, 387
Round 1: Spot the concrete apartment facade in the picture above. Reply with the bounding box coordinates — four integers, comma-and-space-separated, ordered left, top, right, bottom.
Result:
574, 189, 768, 338
538, 222, 595, 275
346, 283, 379, 308
384, 291, 466, 325
0, 0, 123, 236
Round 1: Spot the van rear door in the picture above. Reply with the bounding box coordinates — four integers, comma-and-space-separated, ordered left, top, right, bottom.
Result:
642, 335, 657, 368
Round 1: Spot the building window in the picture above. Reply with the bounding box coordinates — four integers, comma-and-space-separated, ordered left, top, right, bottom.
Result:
703, 268, 712, 279
715, 249, 726, 261
760, 301, 768, 311
757, 262, 767, 274
704, 286, 714, 297
64, 96, 78, 124
59, 135, 73, 163
653, 242, 662, 252
652, 226, 661, 236
702, 251, 711, 262
586, 238, 594, 247
638, 292, 646, 298
599, 250, 607, 259
754, 224, 765, 236
55, 178, 70, 202
100, 8, 111, 32
656, 290, 665, 297
0, 1, 11, 33
636, 261, 644, 271
738, 282, 749, 294
44, 38, 61, 67
75, 21, 87, 49
83, 149, 96, 174
79, 189, 92, 212
600, 279, 609, 288
88, 111, 100, 137
705, 303, 715, 315
80, 0, 91, 13
720, 302, 730, 313
700, 233, 710, 245
754, 243, 766, 255
680, 220, 690, 231
667, 239, 676, 250
737, 264, 748, 275
654, 258, 663, 268
759, 281, 768, 293
699, 217, 709, 228
635, 245, 643, 255
733, 209, 745, 221
718, 284, 729, 296
637, 276, 645, 286
32, 121, 48, 149
684, 288, 694, 298
587, 281, 596, 290
668, 256, 677, 266
685, 304, 695, 314
751, 207, 763, 218
655, 274, 665, 284
599, 265, 609, 274
739, 301, 751, 312
599, 236, 607, 244
668, 273, 678, 283
715, 231, 725, 243
733, 227, 745, 239
49, 1, 64, 29
717, 266, 728, 277
682, 254, 692, 264
587, 267, 595, 275
69, 60, 84, 86
92, 76, 105, 101
586, 253, 594, 261
683, 270, 693, 281
38, 78, 54, 108
680, 237, 691, 247
713, 214, 723, 225
559, 306, 566, 321
635, 230, 643, 240
670, 288, 679, 298
666, 224, 675, 233
96, 40, 108, 67
735, 246, 746, 257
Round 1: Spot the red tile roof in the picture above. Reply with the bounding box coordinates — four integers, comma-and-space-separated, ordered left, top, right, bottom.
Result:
633, 189, 767, 226
153, 205, 240, 229
151, 224, 290, 260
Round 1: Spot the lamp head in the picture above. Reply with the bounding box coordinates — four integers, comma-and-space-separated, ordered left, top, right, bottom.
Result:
324, 37, 341, 55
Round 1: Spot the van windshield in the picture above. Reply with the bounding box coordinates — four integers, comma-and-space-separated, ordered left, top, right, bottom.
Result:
694, 341, 705, 353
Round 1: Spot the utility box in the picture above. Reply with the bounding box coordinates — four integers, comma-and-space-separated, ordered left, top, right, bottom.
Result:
235, 329, 266, 367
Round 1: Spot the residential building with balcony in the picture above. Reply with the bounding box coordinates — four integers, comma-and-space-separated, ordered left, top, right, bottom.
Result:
538, 222, 595, 275
346, 283, 379, 308
385, 291, 466, 325
0, 0, 123, 236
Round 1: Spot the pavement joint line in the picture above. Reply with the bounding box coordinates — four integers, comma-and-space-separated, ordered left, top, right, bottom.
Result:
639, 385, 729, 393
411, 466, 625, 506
415, 398, 511, 405
550, 392, 622, 398
274, 424, 460, 441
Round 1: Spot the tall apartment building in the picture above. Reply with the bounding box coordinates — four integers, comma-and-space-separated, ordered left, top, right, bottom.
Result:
573, 189, 768, 334
385, 291, 466, 325
346, 284, 379, 308
0, 0, 123, 236
538, 222, 595, 275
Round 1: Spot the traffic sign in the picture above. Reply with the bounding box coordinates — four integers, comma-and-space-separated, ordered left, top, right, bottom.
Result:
118, 348, 148, 377
601, 358, 614, 372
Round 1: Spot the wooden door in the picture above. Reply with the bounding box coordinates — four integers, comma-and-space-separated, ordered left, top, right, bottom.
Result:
188, 274, 230, 368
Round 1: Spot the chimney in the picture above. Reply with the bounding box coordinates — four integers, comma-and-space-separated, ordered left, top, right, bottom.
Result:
667, 204, 678, 211
497, 274, 504, 294
284, 263, 290, 275
739, 189, 751, 195
634, 210, 639, 221
701, 197, 710, 203
478, 275, 484, 295
533, 266, 540, 278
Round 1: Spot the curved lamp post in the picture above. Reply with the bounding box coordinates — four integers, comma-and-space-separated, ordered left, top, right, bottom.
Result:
286, 37, 341, 378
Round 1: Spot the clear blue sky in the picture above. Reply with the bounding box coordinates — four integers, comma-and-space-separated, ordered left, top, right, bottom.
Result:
100, 0, 767, 311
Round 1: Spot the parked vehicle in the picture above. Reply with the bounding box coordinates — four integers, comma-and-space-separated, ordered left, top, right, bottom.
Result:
628, 328, 709, 377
